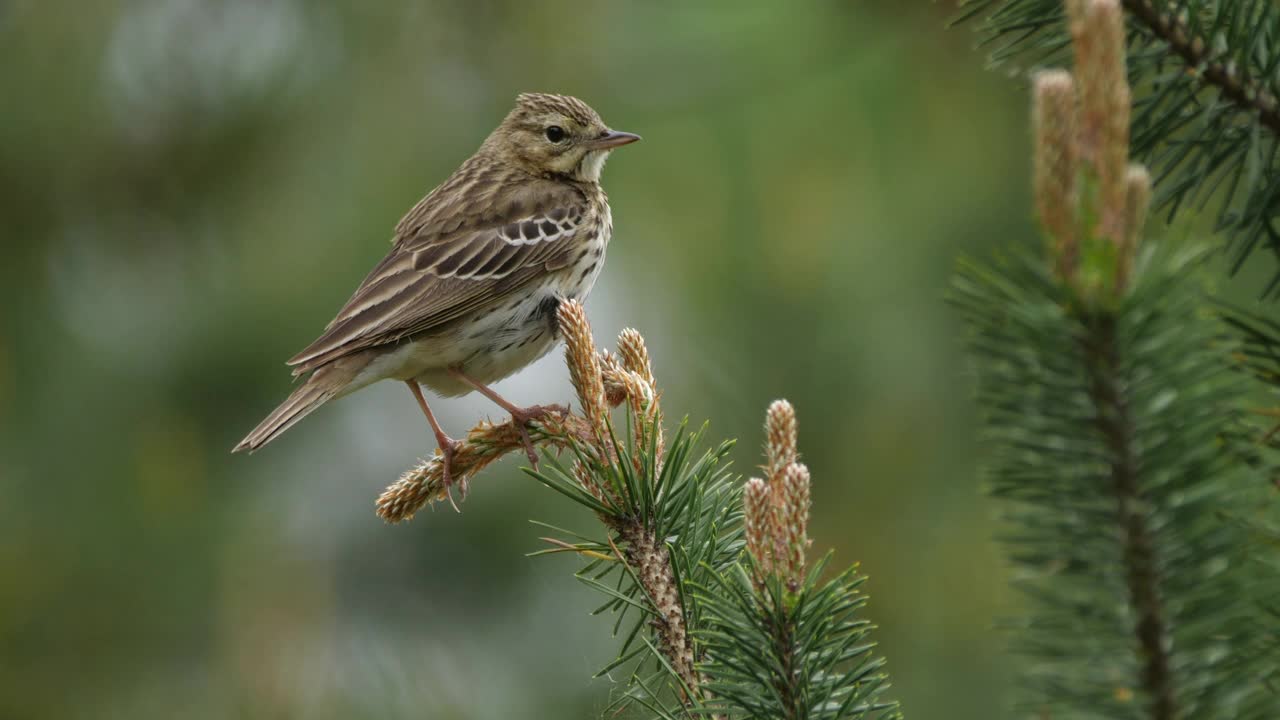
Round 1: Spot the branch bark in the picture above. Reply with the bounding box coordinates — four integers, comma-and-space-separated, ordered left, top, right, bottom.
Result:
613, 524, 705, 699
1084, 314, 1177, 720
1123, 0, 1280, 136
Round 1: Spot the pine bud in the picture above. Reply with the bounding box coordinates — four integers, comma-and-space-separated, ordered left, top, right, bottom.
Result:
1081, 0, 1131, 243
616, 328, 664, 464
557, 300, 607, 435
1032, 70, 1079, 277
1116, 163, 1152, 291
617, 328, 655, 388
781, 463, 812, 587
744, 477, 774, 578
765, 400, 798, 485
598, 350, 630, 408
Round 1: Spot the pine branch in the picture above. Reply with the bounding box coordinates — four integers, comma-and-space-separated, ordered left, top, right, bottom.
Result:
1082, 313, 1176, 720
616, 522, 702, 695
1121, 0, 1280, 136
698, 404, 898, 720
376, 301, 898, 719
954, 3, 1280, 715
957, 0, 1280, 294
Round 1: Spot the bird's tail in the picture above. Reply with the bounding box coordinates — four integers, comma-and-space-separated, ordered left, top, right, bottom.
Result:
232, 353, 372, 453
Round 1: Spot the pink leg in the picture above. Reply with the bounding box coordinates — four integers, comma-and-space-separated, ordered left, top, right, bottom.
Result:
447, 368, 568, 467
405, 381, 464, 509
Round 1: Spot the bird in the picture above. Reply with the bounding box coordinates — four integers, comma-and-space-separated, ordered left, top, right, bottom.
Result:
233, 92, 640, 494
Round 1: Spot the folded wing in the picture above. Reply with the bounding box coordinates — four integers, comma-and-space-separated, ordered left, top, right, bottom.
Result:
287, 178, 587, 374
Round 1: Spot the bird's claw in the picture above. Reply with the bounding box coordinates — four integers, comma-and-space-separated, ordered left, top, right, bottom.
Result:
436, 436, 466, 512
509, 403, 570, 469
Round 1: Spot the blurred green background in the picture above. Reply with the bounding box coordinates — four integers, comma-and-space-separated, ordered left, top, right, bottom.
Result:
0, 1, 1037, 718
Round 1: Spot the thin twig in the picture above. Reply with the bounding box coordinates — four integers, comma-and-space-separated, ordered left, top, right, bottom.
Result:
1084, 314, 1178, 720
1123, 0, 1280, 135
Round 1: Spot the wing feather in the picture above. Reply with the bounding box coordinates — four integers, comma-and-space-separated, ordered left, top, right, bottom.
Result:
287, 175, 586, 373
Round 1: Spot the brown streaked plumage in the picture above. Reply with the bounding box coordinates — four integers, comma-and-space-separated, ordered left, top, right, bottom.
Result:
233, 93, 639, 491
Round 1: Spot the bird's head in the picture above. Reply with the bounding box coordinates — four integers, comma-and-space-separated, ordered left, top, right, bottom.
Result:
485, 93, 640, 183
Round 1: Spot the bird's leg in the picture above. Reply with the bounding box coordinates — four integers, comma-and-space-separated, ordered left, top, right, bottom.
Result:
405, 381, 464, 510
447, 368, 568, 468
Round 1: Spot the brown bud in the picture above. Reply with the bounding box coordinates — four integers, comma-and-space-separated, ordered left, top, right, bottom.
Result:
598, 350, 630, 408
780, 463, 812, 587
1081, 0, 1131, 243
764, 400, 798, 485
1116, 163, 1152, 291
376, 414, 577, 521
616, 328, 664, 465
557, 300, 607, 435
617, 328, 655, 388
1032, 70, 1080, 276
744, 477, 774, 579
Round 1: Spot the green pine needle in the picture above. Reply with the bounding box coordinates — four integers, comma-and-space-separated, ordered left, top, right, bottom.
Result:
954, 238, 1280, 717
957, 0, 1280, 296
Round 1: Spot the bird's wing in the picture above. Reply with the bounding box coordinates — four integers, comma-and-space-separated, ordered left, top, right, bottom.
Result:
286, 177, 588, 373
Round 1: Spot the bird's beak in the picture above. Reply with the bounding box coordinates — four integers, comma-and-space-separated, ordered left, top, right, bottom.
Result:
588, 130, 641, 149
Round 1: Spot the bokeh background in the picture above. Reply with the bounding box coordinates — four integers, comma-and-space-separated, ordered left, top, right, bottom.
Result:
1, 1, 1046, 717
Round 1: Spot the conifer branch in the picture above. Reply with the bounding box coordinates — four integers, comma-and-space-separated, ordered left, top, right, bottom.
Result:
1083, 315, 1176, 720
376, 300, 898, 718
613, 523, 702, 697
958, 0, 1280, 293
1120, 0, 1280, 136
955, 2, 1280, 715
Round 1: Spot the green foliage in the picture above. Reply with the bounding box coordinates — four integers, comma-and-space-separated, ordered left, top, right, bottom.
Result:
529, 406, 898, 719
528, 420, 743, 717
953, 241, 1280, 717
695, 557, 897, 720
957, 0, 1280, 295
1223, 303, 1280, 392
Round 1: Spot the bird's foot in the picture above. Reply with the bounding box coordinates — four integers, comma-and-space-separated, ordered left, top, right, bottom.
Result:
508, 403, 570, 468
434, 435, 466, 512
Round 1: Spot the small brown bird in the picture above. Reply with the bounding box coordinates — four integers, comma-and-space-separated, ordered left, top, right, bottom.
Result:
234, 93, 639, 490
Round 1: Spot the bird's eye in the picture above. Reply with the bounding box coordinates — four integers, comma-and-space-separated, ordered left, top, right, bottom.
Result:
545, 125, 566, 143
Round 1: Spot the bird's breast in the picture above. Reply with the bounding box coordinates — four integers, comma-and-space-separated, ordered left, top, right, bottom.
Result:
559, 200, 610, 300
405, 194, 614, 397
